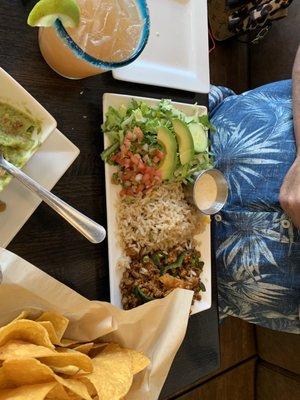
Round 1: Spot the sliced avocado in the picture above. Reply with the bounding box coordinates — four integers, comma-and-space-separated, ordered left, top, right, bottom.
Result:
188, 122, 208, 153
157, 126, 177, 180
172, 119, 194, 165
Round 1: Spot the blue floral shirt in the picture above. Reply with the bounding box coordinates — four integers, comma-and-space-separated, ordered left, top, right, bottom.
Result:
209, 81, 300, 333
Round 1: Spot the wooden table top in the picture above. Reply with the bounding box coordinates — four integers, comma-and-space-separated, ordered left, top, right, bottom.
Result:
4, 1, 220, 398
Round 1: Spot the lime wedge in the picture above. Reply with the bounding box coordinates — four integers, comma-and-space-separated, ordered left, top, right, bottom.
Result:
27, 0, 80, 28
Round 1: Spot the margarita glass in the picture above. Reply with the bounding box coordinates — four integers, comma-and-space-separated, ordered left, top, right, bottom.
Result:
38, 0, 150, 79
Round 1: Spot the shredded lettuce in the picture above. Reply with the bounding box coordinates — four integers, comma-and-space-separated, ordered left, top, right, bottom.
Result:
198, 115, 216, 131
101, 99, 213, 182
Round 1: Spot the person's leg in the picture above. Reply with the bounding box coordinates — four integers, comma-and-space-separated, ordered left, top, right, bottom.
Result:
209, 85, 236, 114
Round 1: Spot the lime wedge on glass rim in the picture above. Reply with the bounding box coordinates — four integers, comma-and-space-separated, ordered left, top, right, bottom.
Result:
27, 0, 80, 28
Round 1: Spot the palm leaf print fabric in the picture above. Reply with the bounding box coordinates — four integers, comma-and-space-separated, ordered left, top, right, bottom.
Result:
209, 80, 299, 333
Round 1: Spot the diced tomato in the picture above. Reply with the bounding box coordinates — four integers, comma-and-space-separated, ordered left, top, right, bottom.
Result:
123, 158, 130, 168
124, 139, 131, 148
146, 166, 155, 175
123, 170, 136, 180
130, 154, 141, 165
133, 126, 144, 142
155, 149, 165, 160
137, 161, 146, 172
142, 173, 150, 183
125, 131, 133, 141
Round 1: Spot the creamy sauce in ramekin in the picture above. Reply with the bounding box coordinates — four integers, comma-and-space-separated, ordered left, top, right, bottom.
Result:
194, 173, 218, 211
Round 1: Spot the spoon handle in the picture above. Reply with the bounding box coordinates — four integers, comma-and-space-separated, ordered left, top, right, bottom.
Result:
0, 158, 106, 244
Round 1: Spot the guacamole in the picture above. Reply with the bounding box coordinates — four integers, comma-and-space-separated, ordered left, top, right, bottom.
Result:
0, 102, 40, 191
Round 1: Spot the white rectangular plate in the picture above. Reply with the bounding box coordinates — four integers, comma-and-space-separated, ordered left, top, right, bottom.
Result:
103, 93, 211, 314
113, 0, 210, 93
0, 129, 80, 248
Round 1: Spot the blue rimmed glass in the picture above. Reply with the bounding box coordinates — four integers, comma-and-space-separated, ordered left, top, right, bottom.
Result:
38, 0, 150, 79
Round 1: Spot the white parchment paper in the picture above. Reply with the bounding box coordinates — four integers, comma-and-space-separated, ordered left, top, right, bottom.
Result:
0, 248, 193, 400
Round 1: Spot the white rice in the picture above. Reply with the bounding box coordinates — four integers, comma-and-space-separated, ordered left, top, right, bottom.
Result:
117, 183, 205, 256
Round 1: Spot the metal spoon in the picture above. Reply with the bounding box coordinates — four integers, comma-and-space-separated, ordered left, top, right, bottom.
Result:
0, 153, 106, 244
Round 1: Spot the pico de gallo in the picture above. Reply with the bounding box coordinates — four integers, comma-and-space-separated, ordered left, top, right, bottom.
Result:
110, 127, 165, 196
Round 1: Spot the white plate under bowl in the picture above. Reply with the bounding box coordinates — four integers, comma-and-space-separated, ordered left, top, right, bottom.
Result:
103, 93, 211, 314
0, 129, 79, 248
113, 0, 210, 93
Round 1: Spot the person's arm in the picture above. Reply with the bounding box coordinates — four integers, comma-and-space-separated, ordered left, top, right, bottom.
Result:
292, 46, 300, 151
279, 45, 300, 228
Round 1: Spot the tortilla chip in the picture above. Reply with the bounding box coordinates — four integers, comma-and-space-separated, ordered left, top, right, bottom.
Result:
72, 343, 94, 355
100, 343, 127, 357
125, 348, 150, 375
11, 311, 29, 322
51, 366, 80, 376
59, 339, 79, 348
1, 359, 92, 400
2, 358, 55, 386
0, 320, 54, 349
82, 343, 133, 400
55, 376, 92, 400
91, 343, 108, 350
0, 382, 57, 400
39, 352, 93, 373
0, 367, 11, 390
61, 393, 83, 400
44, 383, 70, 399
88, 343, 108, 359
36, 313, 69, 343
77, 378, 97, 397
55, 348, 76, 354
0, 341, 55, 360
38, 322, 59, 345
